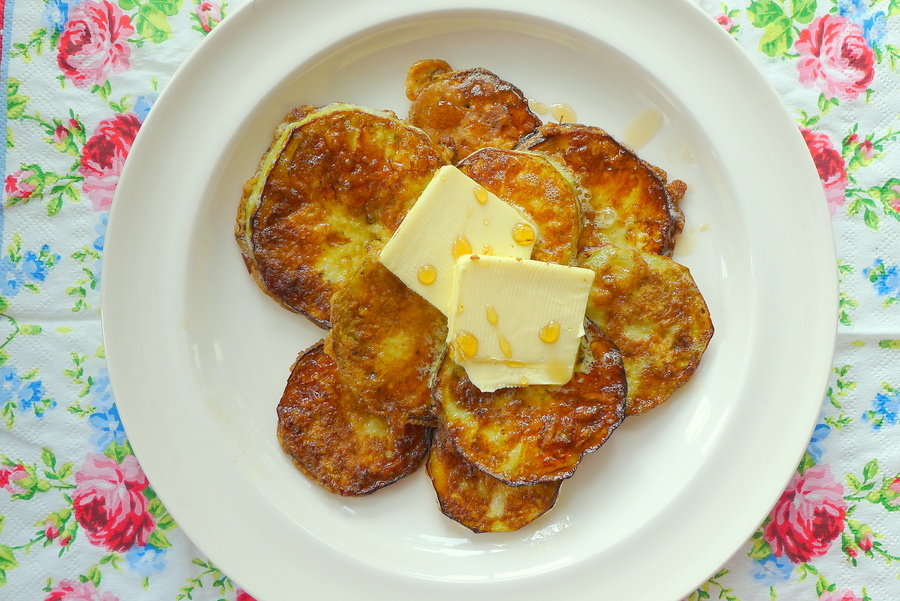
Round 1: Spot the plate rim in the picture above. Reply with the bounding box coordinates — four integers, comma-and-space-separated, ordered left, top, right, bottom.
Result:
101, 0, 838, 600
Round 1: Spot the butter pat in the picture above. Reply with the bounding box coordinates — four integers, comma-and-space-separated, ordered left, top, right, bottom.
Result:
380, 165, 538, 316
448, 255, 595, 392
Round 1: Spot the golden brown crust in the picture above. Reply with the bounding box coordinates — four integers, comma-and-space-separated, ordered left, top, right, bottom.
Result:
517, 122, 685, 258
276, 341, 431, 496
405, 59, 452, 101
407, 62, 541, 163
457, 148, 581, 265
580, 245, 713, 415
426, 428, 560, 533
236, 103, 446, 327
433, 323, 626, 485
329, 250, 448, 424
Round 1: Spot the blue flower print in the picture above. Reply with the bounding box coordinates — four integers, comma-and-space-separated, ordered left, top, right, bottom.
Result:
863, 387, 900, 430
838, 0, 867, 20
0, 364, 55, 419
91, 368, 114, 412
838, 0, 887, 48
125, 544, 168, 578
0, 256, 25, 297
21, 246, 54, 282
0, 243, 60, 298
88, 404, 127, 452
864, 259, 900, 306
93, 213, 108, 252
87, 368, 124, 451
40, 0, 84, 34
806, 422, 831, 463
749, 553, 793, 584
863, 11, 887, 48
133, 94, 159, 123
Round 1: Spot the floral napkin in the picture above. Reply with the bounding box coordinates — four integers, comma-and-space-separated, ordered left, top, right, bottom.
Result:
1, 1, 898, 601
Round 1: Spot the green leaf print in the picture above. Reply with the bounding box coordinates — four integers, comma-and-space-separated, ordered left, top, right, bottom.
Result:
134, 4, 174, 44
790, 0, 816, 24
759, 16, 794, 57
748, 0, 785, 26
6, 79, 29, 121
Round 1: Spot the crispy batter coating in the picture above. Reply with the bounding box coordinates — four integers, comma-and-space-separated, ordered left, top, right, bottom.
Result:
406, 59, 541, 163
434, 323, 626, 485
329, 250, 448, 424
580, 245, 713, 416
457, 148, 581, 265
236, 103, 446, 327
276, 341, 431, 496
426, 428, 560, 533
518, 122, 685, 258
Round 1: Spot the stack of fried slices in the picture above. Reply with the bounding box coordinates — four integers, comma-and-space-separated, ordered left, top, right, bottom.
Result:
234, 59, 714, 533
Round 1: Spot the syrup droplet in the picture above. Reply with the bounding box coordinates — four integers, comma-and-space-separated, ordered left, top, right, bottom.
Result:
519, 376, 529, 386
528, 99, 549, 114
539, 321, 560, 343
549, 103, 576, 124
499, 334, 512, 359
473, 186, 489, 204
623, 109, 664, 150
482, 245, 494, 255
452, 235, 472, 260
485, 304, 499, 326
512, 223, 535, 246
455, 331, 479, 359
417, 265, 437, 285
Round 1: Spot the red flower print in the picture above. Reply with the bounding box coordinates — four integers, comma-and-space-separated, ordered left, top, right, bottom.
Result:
764, 464, 847, 563
818, 589, 863, 601
236, 589, 259, 601
800, 127, 848, 216
57, 0, 134, 89
43, 516, 61, 541
0, 463, 29, 494
195, 2, 223, 33
715, 14, 734, 33
44, 579, 119, 601
72, 453, 154, 553
79, 113, 141, 211
795, 15, 875, 102
5, 168, 38, 200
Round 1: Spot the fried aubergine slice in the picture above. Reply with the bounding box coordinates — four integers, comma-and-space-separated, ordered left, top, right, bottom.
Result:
406, 59, 541, 163
580, 245, 713, 416
518, 122, 686, 258
329, 250, 448, 424
434, 322, 626, 485
236, 102, 446, 328
457, 148, 581, 265
427, 428, 560, 533
276, 341, 431, 496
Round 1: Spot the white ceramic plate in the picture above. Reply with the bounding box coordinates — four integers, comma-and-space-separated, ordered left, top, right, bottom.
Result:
102, 0, 837, 600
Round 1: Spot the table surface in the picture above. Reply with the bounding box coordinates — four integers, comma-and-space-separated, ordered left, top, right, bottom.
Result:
1, 1, 899, 600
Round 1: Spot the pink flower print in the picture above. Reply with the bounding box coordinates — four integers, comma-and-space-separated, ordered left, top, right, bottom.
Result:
5, 168, 38, 199
72, 453, 154, 552
819, 589, 863, 601
796, 14, 875, 102
715, 14, 734, 32
195, 2, 223, 33
0, 463, 29, 494
236, 589, 259, 601
764, 464, 847, 563
79, 112, 141, 211
57, 0, 134, 88
44, 579, 119, 601
800, 127, 848, 215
